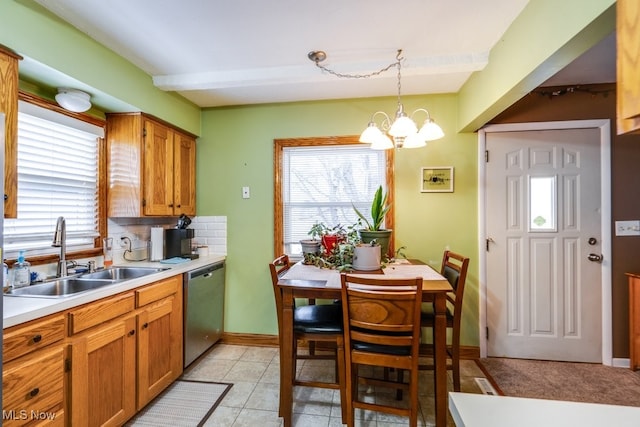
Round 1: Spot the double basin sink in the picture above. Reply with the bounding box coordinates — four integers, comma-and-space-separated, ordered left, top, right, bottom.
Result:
4, 267, 169, 298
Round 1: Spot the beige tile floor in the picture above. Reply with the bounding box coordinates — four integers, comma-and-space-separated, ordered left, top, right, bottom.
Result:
181, 343, 486, 427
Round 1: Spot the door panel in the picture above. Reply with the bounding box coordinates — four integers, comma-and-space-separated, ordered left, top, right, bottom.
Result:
486, 127, 602, 362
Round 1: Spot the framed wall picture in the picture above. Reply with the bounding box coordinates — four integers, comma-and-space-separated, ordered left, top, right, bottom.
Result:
421, 166, 454, 193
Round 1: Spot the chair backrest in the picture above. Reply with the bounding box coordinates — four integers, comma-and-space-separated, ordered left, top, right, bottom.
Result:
340, 274, 423, 361
269, 254, 292, 333
440, 250, 470, 325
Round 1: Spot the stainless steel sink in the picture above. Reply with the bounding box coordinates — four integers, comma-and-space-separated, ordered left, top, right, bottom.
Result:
4, 278, 117, 298
4, 266, 169, 298
79, 266, 169, 281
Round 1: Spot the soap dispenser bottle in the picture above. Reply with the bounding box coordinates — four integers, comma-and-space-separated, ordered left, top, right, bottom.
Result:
13, 250, 31, 288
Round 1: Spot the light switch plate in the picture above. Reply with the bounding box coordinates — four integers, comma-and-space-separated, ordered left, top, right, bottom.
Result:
242, 186, 250, 199
615, 220, 640, 236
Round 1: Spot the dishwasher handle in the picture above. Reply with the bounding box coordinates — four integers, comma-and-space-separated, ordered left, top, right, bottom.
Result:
187, 262, 225, 280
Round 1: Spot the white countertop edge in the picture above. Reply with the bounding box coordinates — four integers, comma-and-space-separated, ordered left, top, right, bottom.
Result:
448, 392, 640, 427
3, 254, 226, 329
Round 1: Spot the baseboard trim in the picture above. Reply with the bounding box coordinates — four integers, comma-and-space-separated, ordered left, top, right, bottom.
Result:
221, 332, 279, 347
612, 357, 631, 368
419, 343, 480, 360
221, 333, 481, 360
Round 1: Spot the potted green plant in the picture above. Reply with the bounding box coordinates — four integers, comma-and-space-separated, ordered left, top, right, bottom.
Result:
353, 185, 392, 259
299, 223, 324, 257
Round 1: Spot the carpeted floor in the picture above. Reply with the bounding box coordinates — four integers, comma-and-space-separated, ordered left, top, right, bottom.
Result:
477, 357, 640, 407
126, 379, 232, 426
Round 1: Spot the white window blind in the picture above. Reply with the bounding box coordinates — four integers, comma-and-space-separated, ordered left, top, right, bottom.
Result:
3, 103, 102, 256
282, 145, 386, 256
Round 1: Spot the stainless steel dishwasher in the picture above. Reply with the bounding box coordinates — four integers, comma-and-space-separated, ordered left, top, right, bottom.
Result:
183, 261, 225, 367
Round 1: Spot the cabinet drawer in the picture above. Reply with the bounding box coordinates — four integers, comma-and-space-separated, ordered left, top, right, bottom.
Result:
2, 345, 65, 426
3, 315, 65, 363
68, 292, 135, 335
136, 276, 181, 307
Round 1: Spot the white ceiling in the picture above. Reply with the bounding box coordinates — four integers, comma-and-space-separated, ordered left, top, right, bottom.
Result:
32, 0, 615, 109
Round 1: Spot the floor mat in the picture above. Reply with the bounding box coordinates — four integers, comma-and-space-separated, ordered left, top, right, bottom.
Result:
126, 379, 232, 426
476, 357, 640, 406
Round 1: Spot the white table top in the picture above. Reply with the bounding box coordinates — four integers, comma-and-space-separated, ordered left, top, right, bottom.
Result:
449, 392, 640, 427
282, 260, 446, 288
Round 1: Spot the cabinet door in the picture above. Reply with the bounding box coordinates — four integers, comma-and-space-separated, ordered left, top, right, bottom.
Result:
71, 315, 136, 427
173, 132, 196, 216
0, 45, 21, 218
143, 119, 174, 216
137, 295, 183, 409
617, 0, 640, 134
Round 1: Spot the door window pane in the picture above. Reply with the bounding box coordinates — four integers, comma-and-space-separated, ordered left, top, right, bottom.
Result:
529, 176, 556, 232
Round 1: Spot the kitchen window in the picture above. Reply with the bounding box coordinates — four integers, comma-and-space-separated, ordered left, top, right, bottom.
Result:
274, 136, 394, 258
3, 99, 105, 258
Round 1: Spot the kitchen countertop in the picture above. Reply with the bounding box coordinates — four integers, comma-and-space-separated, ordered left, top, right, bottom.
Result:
3, 254, 226, 329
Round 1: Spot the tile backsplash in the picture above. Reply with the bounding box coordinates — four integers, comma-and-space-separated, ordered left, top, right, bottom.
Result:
108, 216, 227, 263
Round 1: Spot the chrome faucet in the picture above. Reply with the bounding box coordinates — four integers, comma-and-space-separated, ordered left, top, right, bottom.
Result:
52, 216, 67, 278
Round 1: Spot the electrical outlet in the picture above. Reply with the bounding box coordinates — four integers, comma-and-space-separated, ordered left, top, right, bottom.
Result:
616, 220, 640, 236
119, 234, 134, 247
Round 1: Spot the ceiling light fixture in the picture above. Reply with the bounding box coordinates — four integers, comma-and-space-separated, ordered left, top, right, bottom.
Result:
308, 49, 444, 149
55, 88, 92, 113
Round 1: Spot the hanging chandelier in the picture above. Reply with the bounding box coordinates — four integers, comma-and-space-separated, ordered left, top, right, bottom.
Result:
308, 49, 444, 149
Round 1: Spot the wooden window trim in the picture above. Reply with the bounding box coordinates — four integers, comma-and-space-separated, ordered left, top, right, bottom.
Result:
273, 135, 394, 258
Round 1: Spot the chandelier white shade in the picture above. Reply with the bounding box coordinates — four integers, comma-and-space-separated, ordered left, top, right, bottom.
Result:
55, 88, 92, 112
309, 49, 444, 150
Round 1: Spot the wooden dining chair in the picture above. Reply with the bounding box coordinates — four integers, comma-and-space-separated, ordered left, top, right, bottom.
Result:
340, 273, 423, 427
269, 255, 346, 422
419, 250, 470, 392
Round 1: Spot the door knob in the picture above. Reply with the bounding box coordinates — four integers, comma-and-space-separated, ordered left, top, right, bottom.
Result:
588, 253, 603, 263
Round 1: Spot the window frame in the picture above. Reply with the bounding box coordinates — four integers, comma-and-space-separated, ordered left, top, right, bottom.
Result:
11, 91, 107, 266
273, 135, 394, 258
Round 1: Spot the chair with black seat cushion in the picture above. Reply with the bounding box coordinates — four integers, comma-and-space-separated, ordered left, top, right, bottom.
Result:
419, 250, 470, 392
340, 273, 423, 427
269, 255, 346, 422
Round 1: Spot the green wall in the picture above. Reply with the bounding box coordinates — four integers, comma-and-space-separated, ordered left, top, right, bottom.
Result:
197, 96, 480, 345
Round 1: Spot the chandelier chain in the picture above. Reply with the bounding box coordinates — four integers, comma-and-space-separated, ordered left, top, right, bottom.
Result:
312, 49, 404, 80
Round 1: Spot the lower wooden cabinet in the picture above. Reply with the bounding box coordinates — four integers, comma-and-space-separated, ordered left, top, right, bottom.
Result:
3, 275, 184, 426
2, 345, 65, 426
628, 273, 640, 371
68, 275, 183, 426
136, 278, 183, 409
2, 313, 66, 426
70, 314, 137, 427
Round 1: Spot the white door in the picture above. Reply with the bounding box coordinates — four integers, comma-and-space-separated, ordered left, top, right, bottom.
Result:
485, 125, 605, 362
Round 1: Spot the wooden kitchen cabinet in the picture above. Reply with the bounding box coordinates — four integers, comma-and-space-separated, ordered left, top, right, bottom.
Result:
628, 273, 640, 370
0, 44, 22, 218
135, 275, 183, 409
70, 314, 137, 427
106, 112, 196, 217
2, 313, 66, 426
616, 0, 640, 135
68, 276, 183, 424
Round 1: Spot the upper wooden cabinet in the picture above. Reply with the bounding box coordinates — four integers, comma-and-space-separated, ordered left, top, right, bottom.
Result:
0, 44, 22, 218
107, 112, 196, 217
617, 0, 640, 135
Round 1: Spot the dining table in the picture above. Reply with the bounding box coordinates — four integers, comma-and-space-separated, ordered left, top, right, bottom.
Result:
276, 259, 453, 427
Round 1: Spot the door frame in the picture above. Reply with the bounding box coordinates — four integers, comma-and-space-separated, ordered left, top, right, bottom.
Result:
477, 120, 612, 365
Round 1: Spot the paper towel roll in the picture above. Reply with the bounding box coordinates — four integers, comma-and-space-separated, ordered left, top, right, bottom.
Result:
150, 227, 164, 261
